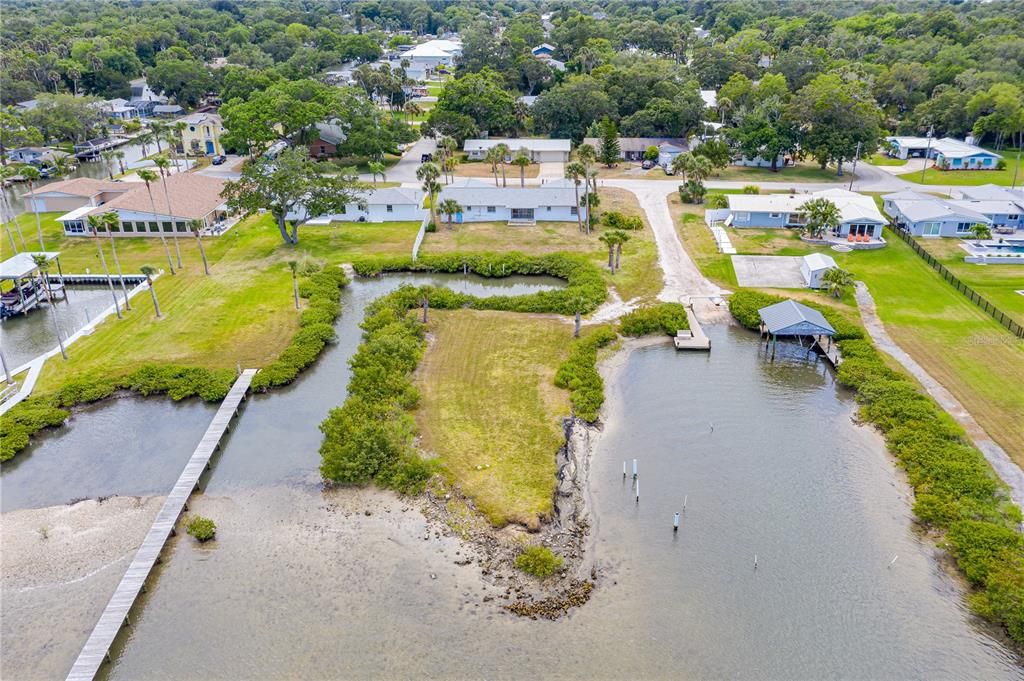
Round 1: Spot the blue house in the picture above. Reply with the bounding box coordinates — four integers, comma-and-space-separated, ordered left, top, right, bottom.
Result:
725, 189, 887, 243
932, 138, 1001, 170
883, 190, 1022, 237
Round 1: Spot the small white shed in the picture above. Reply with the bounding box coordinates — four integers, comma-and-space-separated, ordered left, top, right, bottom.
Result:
801, 253, 837, 289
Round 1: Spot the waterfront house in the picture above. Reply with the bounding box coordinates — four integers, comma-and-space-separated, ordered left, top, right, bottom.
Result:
437, 179, 585, 224
55, 174, 229, 236
19, 177, 131, 213
100, 99, 139, 121
7, 146, 68, 166
725, 188, 886, 241
582, 137, 689, 163
288, 187, 424, 224
800, 253, 837, 289
178, 112, 225, 156
882, 190, 1022, 236
464, 138, 571, 163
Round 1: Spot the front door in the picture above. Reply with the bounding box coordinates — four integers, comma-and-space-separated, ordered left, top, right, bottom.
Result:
206, 140, 215, 154
923, 222, 941, 236
511, 208, 534, 221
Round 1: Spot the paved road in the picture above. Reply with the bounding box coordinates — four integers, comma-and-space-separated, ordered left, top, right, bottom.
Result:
381, 137, 437, 184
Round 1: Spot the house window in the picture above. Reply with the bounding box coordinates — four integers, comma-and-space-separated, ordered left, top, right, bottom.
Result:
735, 211, 750, 222
148, 221, 159, 231
176, 221, 189, 232
65, 221, 85, 234
570, 206, 578, 216
1009, 214, 1019, 220
546, 206, 552, 211
339, 204, 346, 214
983, 158, 992, 166
769, 212, 782, 219
320, 145, 326, 155
955, 222, 973, 233
189, 126, 196, 132
386, 205, 393, 212
123, 222, 134, 232
161, 221, 174, 232
922, 222, 941, 236
487, 206, 496, 213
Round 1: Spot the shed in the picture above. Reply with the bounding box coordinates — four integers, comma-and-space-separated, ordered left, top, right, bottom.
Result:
800, 253, 837, 289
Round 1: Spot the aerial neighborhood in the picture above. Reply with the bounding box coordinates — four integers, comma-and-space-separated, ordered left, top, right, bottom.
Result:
1, 2, 1023, 679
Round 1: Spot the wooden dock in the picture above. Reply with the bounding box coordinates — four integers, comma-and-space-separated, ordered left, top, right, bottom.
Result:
65, 369, 257, 681
811, 335, 842, 367
673, 305, 711, 351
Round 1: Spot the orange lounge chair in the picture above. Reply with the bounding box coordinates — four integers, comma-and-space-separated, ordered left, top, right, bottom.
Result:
848, 234, 855, 242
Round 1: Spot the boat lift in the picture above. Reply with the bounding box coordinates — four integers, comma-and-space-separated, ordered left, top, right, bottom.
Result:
0, 251, 66, 319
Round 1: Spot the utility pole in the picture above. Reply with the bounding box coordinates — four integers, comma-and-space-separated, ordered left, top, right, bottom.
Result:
1012, 145, 1021, 190
920, 125, 934, 184
849, 141, 861, 191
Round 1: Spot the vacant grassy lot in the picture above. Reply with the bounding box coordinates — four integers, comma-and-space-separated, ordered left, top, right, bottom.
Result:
452, 156, 541, 181
666, 199, 1024, 464
711, 161, 851, 183
415, 309, 571, 526
12, 212, 420, 392
913, 237, 1024, 326
421, 187, 661, 302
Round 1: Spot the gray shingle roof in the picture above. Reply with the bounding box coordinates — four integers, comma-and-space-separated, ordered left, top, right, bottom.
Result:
758, 300, 835, 336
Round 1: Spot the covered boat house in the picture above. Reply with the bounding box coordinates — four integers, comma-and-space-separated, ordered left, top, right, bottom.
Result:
757, 299, 837, 363
1, 252, 65, 318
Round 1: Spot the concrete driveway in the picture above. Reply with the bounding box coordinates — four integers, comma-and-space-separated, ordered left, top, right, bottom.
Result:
731, 255, 805, 288
537, 162, 564, 181
380, 137, 437, 184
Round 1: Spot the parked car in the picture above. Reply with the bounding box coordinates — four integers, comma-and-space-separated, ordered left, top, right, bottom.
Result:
421, 153, 433, 163
663, 165, 675, 175
211, 155, 226, 165
641, 160, 655, 170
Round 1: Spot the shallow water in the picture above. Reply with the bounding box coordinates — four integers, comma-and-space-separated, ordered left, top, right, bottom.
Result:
0, 286, 117, 369
96, 325, 1021, 680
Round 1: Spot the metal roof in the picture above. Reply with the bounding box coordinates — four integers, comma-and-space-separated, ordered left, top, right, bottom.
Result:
1, 252, 60, 281
439, 180, 578, 209
757, 300, 835, 336
463, 138, 571, 153
802, 253, 836, 271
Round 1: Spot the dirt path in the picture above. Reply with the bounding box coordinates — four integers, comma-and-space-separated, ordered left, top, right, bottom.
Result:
855, 282, 1024, 508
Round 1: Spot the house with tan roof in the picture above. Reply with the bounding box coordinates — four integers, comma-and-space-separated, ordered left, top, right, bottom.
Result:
56, 174, 230, 237
20, 178, 133, 213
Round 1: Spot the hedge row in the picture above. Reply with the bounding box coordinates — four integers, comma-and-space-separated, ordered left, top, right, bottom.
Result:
728, 290, 1024, 645
554, 326, 618, 422
351, 252, 607, 316
0, 266, 350, 462
318, 285, 437, 494
619, 303, 690, 337
251, 266, 349, 391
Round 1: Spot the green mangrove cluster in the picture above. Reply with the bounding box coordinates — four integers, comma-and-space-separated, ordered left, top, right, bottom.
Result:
618, 302, 691, 337
729, 290, 1024, 645
554, 326, 618, 423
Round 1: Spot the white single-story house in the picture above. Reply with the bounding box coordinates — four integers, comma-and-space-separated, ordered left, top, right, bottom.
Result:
801, 253, 837, 289
582, 137, 689, 163
882, 190, 1022, 237
463, 138, 571, 163
437, 179, 585, 224
700, 89, 717, 109
20, 177, 132, 213
287, 188, 425, 224
400, 39, 461, 76
953, 184, 1024, 204
55, 174, 229, 236
884, 136, 1001, 169
726, 188, 886, 240
732, 154, 789, 168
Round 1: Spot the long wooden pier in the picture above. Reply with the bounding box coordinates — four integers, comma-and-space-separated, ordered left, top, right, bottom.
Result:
65, 369, 257, 681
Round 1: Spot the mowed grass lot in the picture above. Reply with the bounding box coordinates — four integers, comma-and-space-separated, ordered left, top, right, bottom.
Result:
710, 161, 851, 183
10, 212, 420, 392
421, 187, 661, 303
913, 237, 1024, 326
452, 156, 540, 180
415, 309, 571, 527
667, 200, 1024, 464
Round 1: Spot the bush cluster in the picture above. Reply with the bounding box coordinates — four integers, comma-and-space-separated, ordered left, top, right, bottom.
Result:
515, 545, 564, 578
185, 515, 216, 542
727, 289, 1024, 646
602, 211, 644, 231
554, 326, 618, 422
351, 252, 607, 316
318, 285, 435, 495
0, 398, 70, 462
704, 193, 728, 209
619, 303, 690, 337
251, 266, 349, 391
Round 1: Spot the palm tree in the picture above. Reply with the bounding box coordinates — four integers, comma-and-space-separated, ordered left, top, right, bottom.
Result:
416, 162, 441, 228
31, 255, 67, 359
287, 260, 300, 309
800, 197, 841, 239
149, 121, 166, 154
367, 161, 386, 186
0, 166, 26, 251
438, 198, 462, 230
494, 143, 510, 187
821, 266, 854, 299
137, 169, 176, 275
101, 150, 117, 180
671, 152, 697, 182
440, 136, 457, 184
484, 146, 502, 187
575, 143, 598, 195
101, 211, 132, 310
969, 223, 992, 244
717, 96, 733, 125
512, 149, 531, 187
614, 230, 630, 270
153, 156, 182, 269
599, 231, 617, 272
689, 155, 713, 183
19, 165, 45, 250
115, 150, 126, 175
190, 219, 210, 275
565, 161, 585, 233
140, 265, 162, 318
403, 101, 422, 124
87, 214, 123, 320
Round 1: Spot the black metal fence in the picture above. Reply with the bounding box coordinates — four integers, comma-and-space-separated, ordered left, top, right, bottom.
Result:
890, 227, 1024, 339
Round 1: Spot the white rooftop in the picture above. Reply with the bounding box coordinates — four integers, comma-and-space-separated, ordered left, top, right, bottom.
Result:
933, 137, 1000, 160
464, 138, 571, 153
700, 90, 717, 108
802, 253, 837, 271
0, 252, 60, 280
439, 179, 578, 208
56, 205, 96, 222
882, 192, 990, 224
401, 39, 462, 59
728, 189, 885, 224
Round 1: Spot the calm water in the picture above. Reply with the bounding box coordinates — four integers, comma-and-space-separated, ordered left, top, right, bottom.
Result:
3, 278, 1020, 679
0, 286, 119, 369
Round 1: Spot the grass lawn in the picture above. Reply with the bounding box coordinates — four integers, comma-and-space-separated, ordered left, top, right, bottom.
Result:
415, 308, 571, 527
421, 187, 661, 302
426, 83, 443, 97
13, 212, 420, 393
912, 237, 1024, 326
904, 149, 1022, 186
452, 156, 540, 181
867, 153, 908, 167
709, 161, 852, 183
